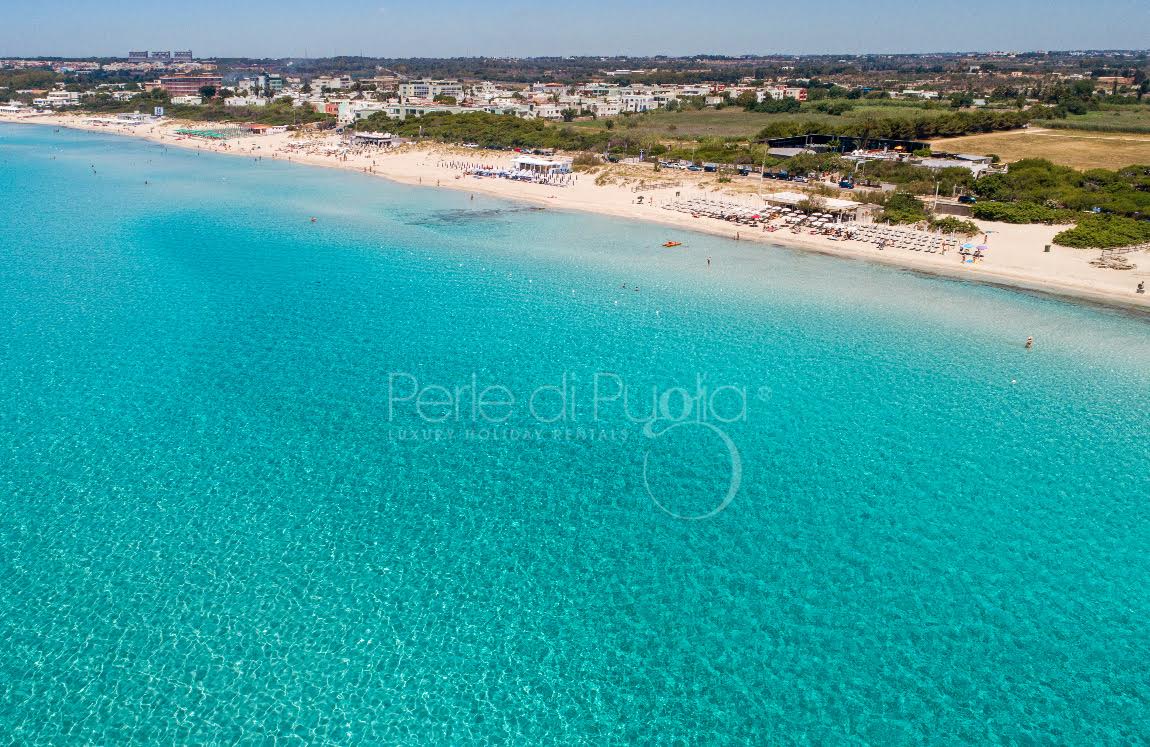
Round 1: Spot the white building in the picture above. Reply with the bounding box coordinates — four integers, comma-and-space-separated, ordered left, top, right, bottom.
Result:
379, 102, 470, 120
620, 93, 658, 112
44, 90, 82, 107
312, 75, 353, 91
590, 100, 622, 117
757, 86, 808, 102
531, 103, 565, 119
398, 80, 465, 101
339, 100, 390, 124
224, 96, 268, 107
511, 155, 572, 175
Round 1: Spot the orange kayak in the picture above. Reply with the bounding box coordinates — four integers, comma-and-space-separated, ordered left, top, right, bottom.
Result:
663, 241, 682, 247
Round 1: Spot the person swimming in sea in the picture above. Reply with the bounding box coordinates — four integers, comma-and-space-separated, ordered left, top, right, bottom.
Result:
1025, 336, 1034, 350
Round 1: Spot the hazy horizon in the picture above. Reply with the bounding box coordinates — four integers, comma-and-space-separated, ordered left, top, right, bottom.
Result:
4, 49, 1150, 61
3, 0, 1148, 60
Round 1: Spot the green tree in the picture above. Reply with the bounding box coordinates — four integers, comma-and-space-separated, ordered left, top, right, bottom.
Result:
735, 90, 758, 110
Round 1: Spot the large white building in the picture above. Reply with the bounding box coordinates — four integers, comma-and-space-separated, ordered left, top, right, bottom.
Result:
757, 86, 809, 102
397, 80, 465, 101
40, 90, 82, 108
312, 75, 352, 91
620, 93, 658, 112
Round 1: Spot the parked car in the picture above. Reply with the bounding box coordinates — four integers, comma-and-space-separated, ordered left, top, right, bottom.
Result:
958, 195, 977, 204
839, 179, 855, 189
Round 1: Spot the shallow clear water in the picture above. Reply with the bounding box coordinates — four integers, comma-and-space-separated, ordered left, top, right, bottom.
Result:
2, 124, 1149, 743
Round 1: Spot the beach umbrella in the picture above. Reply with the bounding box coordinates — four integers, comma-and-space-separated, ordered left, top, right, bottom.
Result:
977, 244, 989, 251
962, 243, 976, 249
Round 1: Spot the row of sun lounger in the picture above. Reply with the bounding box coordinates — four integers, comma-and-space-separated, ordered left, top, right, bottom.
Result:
847, 225, 955, 253
662, 200, 958, 255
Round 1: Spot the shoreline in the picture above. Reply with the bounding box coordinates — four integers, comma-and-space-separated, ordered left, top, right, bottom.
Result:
4, 113, 1148, 315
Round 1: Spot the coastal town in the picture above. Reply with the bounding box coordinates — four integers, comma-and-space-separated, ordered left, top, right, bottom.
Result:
3, 49, 1148, 119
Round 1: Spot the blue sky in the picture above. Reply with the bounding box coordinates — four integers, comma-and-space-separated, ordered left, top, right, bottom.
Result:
2, 0, 1148, 57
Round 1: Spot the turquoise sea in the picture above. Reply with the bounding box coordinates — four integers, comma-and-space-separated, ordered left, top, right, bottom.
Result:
1, 124, 1149, 744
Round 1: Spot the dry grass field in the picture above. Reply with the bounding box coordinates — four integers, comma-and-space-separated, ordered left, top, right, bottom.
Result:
931, 128, 1150, 170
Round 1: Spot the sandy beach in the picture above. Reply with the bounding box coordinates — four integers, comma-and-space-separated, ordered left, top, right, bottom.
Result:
5, 111, 1149, 312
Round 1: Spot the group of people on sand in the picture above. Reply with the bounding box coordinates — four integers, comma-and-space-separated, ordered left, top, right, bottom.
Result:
958, 247, 985, 262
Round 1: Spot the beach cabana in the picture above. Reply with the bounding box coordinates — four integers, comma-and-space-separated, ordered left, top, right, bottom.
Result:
511, 155, 572, 175
353, 132, 397, 148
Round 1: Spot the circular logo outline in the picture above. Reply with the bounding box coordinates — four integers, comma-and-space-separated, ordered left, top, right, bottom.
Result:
642, 419, 742, 521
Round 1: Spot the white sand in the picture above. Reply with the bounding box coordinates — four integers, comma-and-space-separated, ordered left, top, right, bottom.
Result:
6, 112, 1148, 312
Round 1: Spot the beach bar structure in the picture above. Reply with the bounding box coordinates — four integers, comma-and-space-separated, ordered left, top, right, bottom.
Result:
245, 124, 288, 135
510, 155, 572, 175
351, 132, 398, 148
762, 191, 862, 219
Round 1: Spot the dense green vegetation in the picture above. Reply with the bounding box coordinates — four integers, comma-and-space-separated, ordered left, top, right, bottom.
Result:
853, 160, 974, 195
970, 160, 1150, 246
0, 69, 59, 100
876, 192, 929, 224
351, 107, 1048, 166
929, 217, 981, 236
357, 111, 611, 151
972, 159, 1150, 219
167, 97, 334, 126
753, 108, 1039, 141
1053, 215, 1150, 248
862, 192, 979, 233
971, 202, 1072, 224
567, 103, 1037, 143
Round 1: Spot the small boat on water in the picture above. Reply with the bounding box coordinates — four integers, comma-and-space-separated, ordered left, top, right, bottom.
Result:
663, 241, 682, 247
